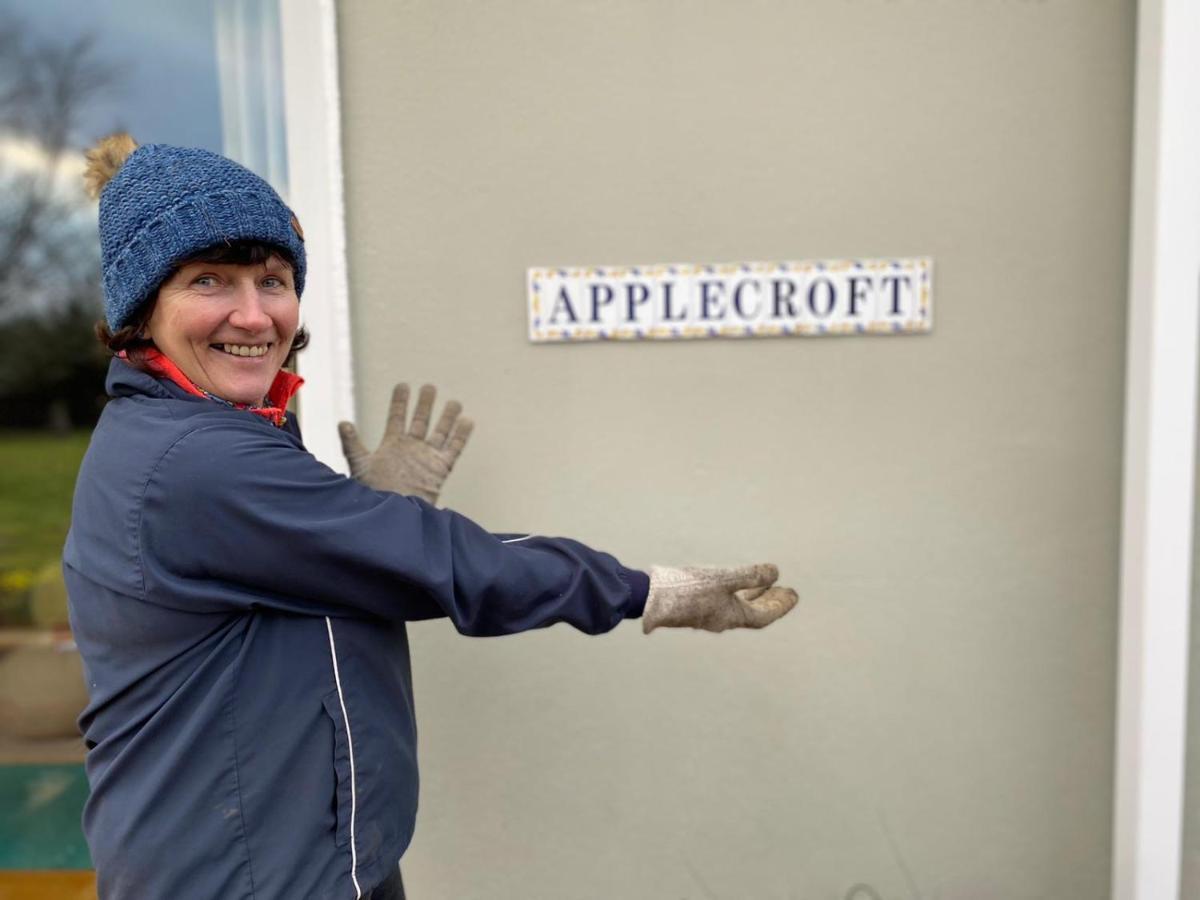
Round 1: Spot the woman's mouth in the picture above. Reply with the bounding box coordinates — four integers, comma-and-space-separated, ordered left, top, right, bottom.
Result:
211, 343, 272, 358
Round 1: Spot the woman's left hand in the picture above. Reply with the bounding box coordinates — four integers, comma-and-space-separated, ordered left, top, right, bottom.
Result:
338, 383, 474, 505
641, 563, 798, 634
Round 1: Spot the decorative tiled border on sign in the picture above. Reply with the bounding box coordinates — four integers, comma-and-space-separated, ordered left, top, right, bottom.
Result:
527, 257, 933, 343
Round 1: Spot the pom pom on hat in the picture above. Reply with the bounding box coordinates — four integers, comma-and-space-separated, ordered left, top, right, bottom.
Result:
84, 132, 139, 200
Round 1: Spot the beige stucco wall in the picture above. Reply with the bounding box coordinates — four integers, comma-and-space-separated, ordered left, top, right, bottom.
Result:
335, 2, 1133, 897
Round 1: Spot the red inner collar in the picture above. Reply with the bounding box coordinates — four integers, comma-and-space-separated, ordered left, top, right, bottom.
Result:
136, 347, 304, 426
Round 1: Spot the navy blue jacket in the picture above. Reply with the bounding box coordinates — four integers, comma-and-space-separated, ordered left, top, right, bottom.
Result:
63, 359, 648, 899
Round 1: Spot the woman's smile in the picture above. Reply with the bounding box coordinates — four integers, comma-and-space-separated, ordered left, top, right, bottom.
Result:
211, 342, 274, 358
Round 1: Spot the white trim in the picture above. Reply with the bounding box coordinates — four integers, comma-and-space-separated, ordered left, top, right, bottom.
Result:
325, 617, 362, 900
279, 0, 356, 473
1112, 0, 1200, 896
500, 535, 535, 544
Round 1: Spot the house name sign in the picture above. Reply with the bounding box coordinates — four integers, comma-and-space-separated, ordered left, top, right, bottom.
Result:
527, 257, 932, 343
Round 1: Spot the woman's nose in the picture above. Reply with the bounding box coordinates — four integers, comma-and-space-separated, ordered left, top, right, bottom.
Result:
227, 282, 273, 331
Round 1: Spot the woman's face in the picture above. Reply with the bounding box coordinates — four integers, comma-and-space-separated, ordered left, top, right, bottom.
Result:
146, 256, 300, 405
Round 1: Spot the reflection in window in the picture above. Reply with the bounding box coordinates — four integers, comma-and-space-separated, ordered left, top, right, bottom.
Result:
216, 0, 289, 196
0, 2, 289, 889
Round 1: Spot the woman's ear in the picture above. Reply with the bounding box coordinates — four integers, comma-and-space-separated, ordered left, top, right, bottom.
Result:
137, 304, 155, 341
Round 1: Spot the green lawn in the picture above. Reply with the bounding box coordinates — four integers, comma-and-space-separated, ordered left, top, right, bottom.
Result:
0, 431, 90, 589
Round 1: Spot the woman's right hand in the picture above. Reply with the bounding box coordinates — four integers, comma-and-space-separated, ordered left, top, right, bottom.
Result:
338, 382, 474, 505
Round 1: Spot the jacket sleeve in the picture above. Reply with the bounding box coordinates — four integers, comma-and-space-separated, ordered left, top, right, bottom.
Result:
138, 421, 648, 635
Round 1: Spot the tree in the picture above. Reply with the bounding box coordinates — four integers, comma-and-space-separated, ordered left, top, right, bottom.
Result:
0, 15, 118, 427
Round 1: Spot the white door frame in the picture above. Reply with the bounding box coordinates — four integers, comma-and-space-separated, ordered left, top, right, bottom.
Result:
1112, 0, 1200, 897
276, 0, 1200, 894
278, 0, 356, 472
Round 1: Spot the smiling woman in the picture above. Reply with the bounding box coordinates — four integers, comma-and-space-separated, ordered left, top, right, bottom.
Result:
65, 127, 796, 900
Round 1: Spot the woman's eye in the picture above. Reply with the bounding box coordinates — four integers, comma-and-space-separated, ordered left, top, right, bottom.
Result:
194, 275, 219, 288
262, 276, 283, 288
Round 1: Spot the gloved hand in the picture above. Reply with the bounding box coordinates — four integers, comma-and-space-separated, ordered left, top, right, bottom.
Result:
642, 563, 798, 634
338, 383, 474, 505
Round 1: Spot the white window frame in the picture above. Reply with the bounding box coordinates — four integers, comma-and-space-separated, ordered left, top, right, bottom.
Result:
278, 0, 355, 472
1112, 0, 1200, 897
275, 0, 1200, 894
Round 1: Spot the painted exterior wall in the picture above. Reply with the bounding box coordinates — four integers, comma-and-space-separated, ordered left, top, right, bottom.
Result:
336, 2, 1133, 896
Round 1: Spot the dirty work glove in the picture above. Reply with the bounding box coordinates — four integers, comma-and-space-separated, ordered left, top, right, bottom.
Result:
642, 564, 798, 634
338, 383, 474, 505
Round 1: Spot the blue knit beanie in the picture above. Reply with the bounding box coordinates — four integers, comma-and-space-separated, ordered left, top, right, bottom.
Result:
87, 135, 307, 331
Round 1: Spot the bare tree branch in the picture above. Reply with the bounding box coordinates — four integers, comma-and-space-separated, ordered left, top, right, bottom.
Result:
0, 15, 117, 314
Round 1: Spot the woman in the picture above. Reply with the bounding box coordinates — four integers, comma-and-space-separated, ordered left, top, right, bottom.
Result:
65, 134, 798, 900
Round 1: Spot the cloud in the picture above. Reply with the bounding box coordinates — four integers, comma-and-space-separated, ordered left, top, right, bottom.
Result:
0, 133, 92, 206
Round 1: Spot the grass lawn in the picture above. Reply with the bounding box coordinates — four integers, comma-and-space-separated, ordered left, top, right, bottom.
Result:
0, 431, 90, 581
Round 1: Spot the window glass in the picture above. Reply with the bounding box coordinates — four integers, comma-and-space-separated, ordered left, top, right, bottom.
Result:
0, 1, 286, 887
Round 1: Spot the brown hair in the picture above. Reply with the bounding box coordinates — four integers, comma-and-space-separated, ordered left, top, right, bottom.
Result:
95, 240, 309, 362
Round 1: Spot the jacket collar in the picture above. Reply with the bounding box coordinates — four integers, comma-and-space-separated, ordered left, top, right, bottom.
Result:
106, 350, 304, 427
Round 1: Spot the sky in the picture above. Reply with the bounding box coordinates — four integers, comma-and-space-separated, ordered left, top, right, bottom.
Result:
0, 0, 286, 317
4, 0, 225, 152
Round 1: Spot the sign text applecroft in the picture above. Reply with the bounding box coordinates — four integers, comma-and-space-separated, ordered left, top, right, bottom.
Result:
527, 257, 932, 343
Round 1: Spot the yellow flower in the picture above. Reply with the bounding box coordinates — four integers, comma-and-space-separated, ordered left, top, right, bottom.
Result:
0, 569, 36, 593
